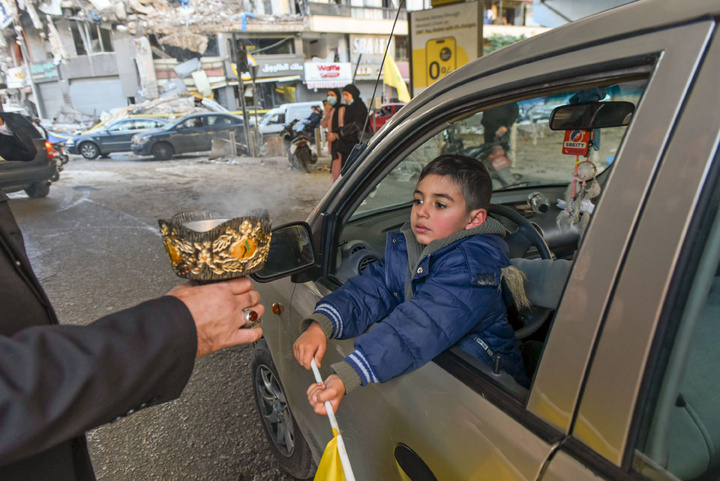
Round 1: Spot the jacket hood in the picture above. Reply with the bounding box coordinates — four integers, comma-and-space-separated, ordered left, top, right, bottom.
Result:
342, 84, 361, 101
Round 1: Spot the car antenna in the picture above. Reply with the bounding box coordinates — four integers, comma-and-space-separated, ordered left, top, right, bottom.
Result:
361, 0, 405, 138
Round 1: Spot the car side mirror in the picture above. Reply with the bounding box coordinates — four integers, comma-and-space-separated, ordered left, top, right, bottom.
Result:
549, 101, 635, 131
252, 221, 316, 282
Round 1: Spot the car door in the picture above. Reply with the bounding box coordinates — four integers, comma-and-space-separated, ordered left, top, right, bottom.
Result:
256, 14, 712, 481
173, 116, 207, 153
541, 24, 720, 481
102, 119, 137, 152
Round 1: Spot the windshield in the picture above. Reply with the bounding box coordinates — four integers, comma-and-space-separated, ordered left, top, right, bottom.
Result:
352, 79, 647, 219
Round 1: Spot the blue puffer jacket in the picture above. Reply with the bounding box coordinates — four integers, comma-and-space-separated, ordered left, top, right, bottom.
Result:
305, 219, 528, 391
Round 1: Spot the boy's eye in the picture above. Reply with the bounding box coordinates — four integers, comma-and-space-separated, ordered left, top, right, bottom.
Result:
413, 198, 423, 205
435, 202, 447, 209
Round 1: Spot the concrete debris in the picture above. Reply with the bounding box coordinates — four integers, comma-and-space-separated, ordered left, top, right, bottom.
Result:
159, 32, 208, 54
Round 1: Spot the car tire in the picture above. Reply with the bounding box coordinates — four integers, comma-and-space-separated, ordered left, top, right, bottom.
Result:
80, 142, 100, 160
252, 339, 315, 480
25, 181, 50, 198
151, 142, 173, 160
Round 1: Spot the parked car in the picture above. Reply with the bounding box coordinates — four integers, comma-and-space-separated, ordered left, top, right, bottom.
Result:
248, 1, 720, 479
257, 102, 323, 136
368, 102, 405, 132
0, 112, 59, 198
131, 113, 246, 160
66, 117, 170, 159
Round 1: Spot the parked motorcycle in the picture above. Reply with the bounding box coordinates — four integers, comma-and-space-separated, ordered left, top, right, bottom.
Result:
281, 119, 318, 173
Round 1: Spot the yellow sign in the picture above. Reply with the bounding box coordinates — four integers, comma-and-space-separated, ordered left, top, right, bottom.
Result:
231, 54, 257, 81
409, 2, 481, 95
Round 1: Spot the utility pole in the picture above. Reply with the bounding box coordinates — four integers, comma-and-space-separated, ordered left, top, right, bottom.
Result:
230, 35, 251, 154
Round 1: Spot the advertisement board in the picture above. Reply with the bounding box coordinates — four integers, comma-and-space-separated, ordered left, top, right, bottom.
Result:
6, 67, 25, 89
304, 62, 352, 90
349, 34, 395, 81
409, 1, 482, 96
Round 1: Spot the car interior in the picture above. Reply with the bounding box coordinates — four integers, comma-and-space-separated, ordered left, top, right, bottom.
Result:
332, 78, 649, 402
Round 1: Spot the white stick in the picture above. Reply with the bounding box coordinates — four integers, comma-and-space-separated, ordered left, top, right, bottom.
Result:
310, 358, 356, 481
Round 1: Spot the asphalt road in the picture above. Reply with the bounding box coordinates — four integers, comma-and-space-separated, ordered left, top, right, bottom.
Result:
8, 153, 332, 481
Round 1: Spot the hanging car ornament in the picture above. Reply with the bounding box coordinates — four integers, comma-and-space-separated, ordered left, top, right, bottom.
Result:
557, 130, 601, 234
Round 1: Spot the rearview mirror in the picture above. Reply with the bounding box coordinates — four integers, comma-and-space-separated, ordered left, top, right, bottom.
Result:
252, 222, 316, 282
549, 101, 635, 131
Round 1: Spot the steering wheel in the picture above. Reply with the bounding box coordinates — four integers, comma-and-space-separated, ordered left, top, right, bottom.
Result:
488, 204, 552, 259
488, 204, 553, 341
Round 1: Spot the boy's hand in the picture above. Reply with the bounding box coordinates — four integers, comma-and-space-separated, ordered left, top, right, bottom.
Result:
307, 374, 346, 415
293, 321, 327, 369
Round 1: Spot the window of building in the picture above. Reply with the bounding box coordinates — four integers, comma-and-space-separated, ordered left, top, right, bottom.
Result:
69, 20, 113, 56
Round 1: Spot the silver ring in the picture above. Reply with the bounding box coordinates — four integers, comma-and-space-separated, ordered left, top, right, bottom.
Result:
243, 308, 259, 325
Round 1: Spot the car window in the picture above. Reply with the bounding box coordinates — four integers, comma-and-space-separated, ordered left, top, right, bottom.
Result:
352, 80, 646, 219
208, 116, 233, 126
634, 199, 720, 480
108, 121, 132, 132
133, 120, 161, 130
335, 77, 648, 400
182, 117, 203, 128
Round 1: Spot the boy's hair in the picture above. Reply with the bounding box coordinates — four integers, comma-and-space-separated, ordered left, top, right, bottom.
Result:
418, 154, 493, 211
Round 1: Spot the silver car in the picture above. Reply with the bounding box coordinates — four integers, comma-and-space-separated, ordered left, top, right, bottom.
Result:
251, 1, 720, 479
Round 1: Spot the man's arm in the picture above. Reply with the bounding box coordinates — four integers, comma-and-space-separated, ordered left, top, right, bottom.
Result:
0, 296, 196, 465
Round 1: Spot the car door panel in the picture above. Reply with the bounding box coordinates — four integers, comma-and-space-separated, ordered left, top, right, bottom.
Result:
569, 27, 720, 466
278, 278, 560, 480
524, 21, 714, 434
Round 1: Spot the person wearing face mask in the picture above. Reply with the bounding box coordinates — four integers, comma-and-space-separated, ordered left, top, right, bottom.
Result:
321, 89, 344, 182
336, 84, 368, 174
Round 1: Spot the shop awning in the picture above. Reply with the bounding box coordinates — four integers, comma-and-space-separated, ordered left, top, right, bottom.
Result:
228, 75, 302, 86
306, 80, 353, 90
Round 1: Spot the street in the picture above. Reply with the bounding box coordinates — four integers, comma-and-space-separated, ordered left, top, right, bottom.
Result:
8, 153, 331, 481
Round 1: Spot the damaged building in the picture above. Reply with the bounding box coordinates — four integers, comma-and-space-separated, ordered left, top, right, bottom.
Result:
0, 0, 541, 122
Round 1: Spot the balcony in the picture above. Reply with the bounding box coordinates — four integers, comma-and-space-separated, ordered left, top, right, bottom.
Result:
306, 2, 407, 21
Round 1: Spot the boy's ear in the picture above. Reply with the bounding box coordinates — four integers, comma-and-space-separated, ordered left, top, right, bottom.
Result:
466, 208, 487, 229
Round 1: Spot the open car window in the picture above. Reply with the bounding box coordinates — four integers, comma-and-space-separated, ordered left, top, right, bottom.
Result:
352, 80, 647, 221
334, 77, 649, 401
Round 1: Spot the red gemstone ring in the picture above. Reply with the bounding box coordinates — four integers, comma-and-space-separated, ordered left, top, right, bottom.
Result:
242, 308, 259, 325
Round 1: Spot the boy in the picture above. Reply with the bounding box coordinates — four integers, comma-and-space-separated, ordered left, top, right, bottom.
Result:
294, 154, 528, 415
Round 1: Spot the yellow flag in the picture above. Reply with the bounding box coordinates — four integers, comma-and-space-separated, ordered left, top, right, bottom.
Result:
383, 55, 411, 103
314, 428, 346, 481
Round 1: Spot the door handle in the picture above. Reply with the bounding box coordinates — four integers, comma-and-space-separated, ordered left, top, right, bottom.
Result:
394, 444, 438, 481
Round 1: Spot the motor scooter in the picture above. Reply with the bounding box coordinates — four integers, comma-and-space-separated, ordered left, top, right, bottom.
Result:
441, 126, 520, 188
281, 119, 317, 173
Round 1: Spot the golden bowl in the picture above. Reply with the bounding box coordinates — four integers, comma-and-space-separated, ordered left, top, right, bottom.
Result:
158, 210, 272, 282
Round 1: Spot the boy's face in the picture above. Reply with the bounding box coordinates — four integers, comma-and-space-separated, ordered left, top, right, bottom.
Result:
411, 174, 487, 245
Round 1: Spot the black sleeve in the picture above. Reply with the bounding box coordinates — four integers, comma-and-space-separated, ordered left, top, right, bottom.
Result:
0, 296, 197, 465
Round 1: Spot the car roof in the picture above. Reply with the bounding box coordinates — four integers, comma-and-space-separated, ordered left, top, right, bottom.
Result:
394, 0, 719, 128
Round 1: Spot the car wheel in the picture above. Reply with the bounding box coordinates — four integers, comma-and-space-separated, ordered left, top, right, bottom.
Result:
151, 142, 174, 160
79, 142, 100, 159
25, 181, 50, 198
252, 339, 315, 479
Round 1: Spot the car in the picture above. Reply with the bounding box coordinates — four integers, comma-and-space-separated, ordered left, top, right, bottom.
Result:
0, 112, 59, 198
368, 102, 405, 132
131, 113, 246, 160
247, 1, 720, 480
258, 102, 324, 136
66, 117, 170, 159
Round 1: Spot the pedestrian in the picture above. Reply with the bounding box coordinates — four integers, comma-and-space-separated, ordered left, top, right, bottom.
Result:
335, 84, 368, 174
321, 88, 344, 182
0, 111, 265, 480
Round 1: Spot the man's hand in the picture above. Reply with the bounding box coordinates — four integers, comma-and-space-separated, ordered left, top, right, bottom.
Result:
293, 321, 327, 369
167, 277, 264, 357
307, 374, 346, 415
495, 125, 508, 137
